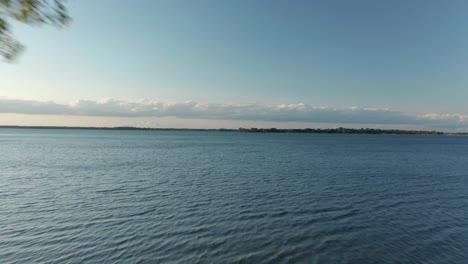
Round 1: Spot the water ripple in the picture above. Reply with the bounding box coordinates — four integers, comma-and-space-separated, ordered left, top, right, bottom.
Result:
1, 130, 467, 263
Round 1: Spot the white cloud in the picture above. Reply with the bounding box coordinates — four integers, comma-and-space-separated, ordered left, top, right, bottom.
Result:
0, 97, 467, 129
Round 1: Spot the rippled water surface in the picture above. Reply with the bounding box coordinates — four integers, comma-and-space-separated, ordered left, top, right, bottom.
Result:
1, 129, 467, 263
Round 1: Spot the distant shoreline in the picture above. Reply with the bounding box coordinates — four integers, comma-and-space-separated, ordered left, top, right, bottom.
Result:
1, 125, 467, 136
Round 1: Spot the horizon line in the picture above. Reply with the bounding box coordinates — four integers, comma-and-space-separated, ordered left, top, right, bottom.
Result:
1, 125, 466, 135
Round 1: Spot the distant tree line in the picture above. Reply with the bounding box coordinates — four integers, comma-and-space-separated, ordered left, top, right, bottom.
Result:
0, 125, 458, 135
238, 127, 444, 135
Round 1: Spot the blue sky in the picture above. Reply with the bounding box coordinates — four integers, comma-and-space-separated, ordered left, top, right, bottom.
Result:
1, 0, 468, 130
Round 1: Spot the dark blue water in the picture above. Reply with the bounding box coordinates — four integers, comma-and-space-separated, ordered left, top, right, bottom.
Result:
1, 129, 467, 263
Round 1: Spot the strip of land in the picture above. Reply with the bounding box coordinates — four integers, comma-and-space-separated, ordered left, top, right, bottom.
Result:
1, 125, 467, 135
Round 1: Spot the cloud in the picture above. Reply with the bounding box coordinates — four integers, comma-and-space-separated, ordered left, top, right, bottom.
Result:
416, 113, 468, 128
0, 97, 467, 128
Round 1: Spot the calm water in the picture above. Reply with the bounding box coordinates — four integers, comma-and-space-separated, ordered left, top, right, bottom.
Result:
1, 129, 467, 263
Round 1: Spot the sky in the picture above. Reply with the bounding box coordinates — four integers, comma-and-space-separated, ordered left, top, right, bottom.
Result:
1, 0, 468, 130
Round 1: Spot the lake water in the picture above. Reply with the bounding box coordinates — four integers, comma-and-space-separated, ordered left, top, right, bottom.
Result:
1, 129, 467, 263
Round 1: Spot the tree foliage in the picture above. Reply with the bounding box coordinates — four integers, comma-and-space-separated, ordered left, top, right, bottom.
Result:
0, 0, 70, 62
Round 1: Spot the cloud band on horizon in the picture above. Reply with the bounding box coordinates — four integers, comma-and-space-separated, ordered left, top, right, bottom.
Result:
0, 98, 467, 129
